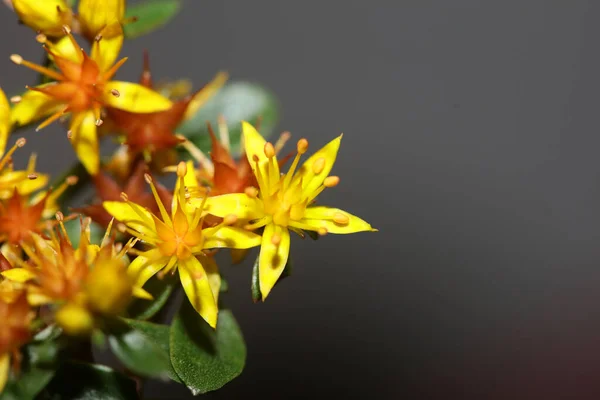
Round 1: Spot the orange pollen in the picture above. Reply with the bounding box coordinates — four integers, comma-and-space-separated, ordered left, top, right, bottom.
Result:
177, 161, 187, 177
271, 233, 282, 246
318, 227, 328, 236
297, 138, 309, 154
323, 176, 340, 188
223, 214, 238, 225
264, 142, 276, 158
333, 212, 349, 225
244, 186, 259, 198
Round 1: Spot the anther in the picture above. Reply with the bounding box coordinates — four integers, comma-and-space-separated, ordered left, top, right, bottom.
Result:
176, 161, 187, 177
312, 157, 326, 174
114, 243, 123, 252
244, 186, 259, 198
264, 142, 276, 158
35, 34, 47, 44
94, 34, 103, 42
95, 119, 103, 127
271, 234, 282, 246
323, 176, 340, 188
27, 173, 37, 180
297, 138, 308, 154
66, 130, 73, 139
223, 214, 238, 225
117, 223, 127, 233
55, 211, 64, 222
110, 89, 120, 97
10, 54, 23, 65
16, 138, 26, 147
144, 173, 153, 184
62, 25, 71, 35
66, 175, 78, 185
120, 192, 129, 201
333, 212, 349, 225
252, 154, 259, 162
10, 96, 21, 104
318, 227, 328, 236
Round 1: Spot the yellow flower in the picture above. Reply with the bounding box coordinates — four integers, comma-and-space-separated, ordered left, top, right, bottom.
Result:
11, 0, 73, 37
10, 27, 172, 174
198, 122, 376, 300
103, 162, 262, 328
0, 87, 49, 198
1, 217, 143, 335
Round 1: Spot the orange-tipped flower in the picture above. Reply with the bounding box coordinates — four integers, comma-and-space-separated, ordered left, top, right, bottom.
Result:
10, 27, 172, 174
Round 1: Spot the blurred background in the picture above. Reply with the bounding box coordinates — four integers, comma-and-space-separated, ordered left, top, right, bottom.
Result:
3, 0, 600, 398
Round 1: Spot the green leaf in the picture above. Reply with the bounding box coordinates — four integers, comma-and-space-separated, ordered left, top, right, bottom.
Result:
126, 273, 177, 320
0, 329, 60, 400
41, 362, 139, 400
251, 254, 293, 303
170, 301, 246, 395
106, 319, 172, 379
122, 319, 181, 383
177, 81, 279, 155
124, 0, 182, 39
62, 218, 105, 250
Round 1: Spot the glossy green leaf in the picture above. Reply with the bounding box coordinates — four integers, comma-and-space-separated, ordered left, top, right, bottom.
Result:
124, 0, 182, 39
107, 319, 172, 379
0, 337, 59, 400
126, 273, 177, 320
170, 301, 246, 395
251, 253, 293, 303
177, 81, 279, 155
122, 319, 181, 383
41, 362, 139, 400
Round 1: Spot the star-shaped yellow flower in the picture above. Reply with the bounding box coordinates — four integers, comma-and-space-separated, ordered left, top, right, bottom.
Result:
197, 122, 376, 300
103, 162, 261, 328
10, 25, 172, 174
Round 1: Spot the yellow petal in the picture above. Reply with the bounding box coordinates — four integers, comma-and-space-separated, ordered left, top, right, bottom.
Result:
91, 24, 124, 72
51, 35, 82, 63
103, 201, 155, 238
197, 254, 221, 306
127, 248, 168, 288
183, 72, 229, 121
103, 82, 173, 113
0, 171, 48, 199
10, 87, 62, 128
297, 135, 342, 196
179, 256, 218, 328
1, 268, 36, 283
203, 226, 262, 250
0, 88, 10, 155
133, 286, 153, 300
26, 289, 54, 306
294, 206, 376, 234
201, 193, 264, 220
78, 0, 125, 38
69, 111, 99, 174
259, 224, 290, 300
12, 0, 72, 37
0, 353, 9, 394
242, 121, 279, 186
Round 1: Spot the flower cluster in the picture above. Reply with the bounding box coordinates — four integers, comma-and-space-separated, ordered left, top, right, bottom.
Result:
0, 0, 375, 396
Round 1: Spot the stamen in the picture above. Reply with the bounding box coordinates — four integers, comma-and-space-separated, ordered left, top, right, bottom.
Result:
9, 96, 21, 104
274, 131, 292, 153
318, 227, 328, 236
111, 89, 120, 97
217, 115, 230, 151
323, 176, 340, 188
35, 105, 70, 131
243, 216, 270, 231
35, 34, 47, 44
264, 142, 276, 158
102, 57, 128, 81
0, 139, 26, 170
223, 214, 237, 225
283, 139, 308, 189
102, 218, 115, 247
333, 212, 350, 225
11, 54, 65, 82
145, 173, 172, 225
120, 192, 129, 201
27, 174, 37, 180
312, 157, 326, 175
178, 137, 214, 176
297, 138, 308, 154
55, 211, 72, 246
177, 161, 187, 177
244, 186, 259, 198
66, 130, 73, 139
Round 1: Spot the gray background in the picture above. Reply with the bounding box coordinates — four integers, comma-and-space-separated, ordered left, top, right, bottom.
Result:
3, 0, 600, 399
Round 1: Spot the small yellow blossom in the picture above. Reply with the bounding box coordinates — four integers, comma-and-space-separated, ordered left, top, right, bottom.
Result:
197, 122, 376, 300
10, 27, 172, 174
103, 162, 262, 328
